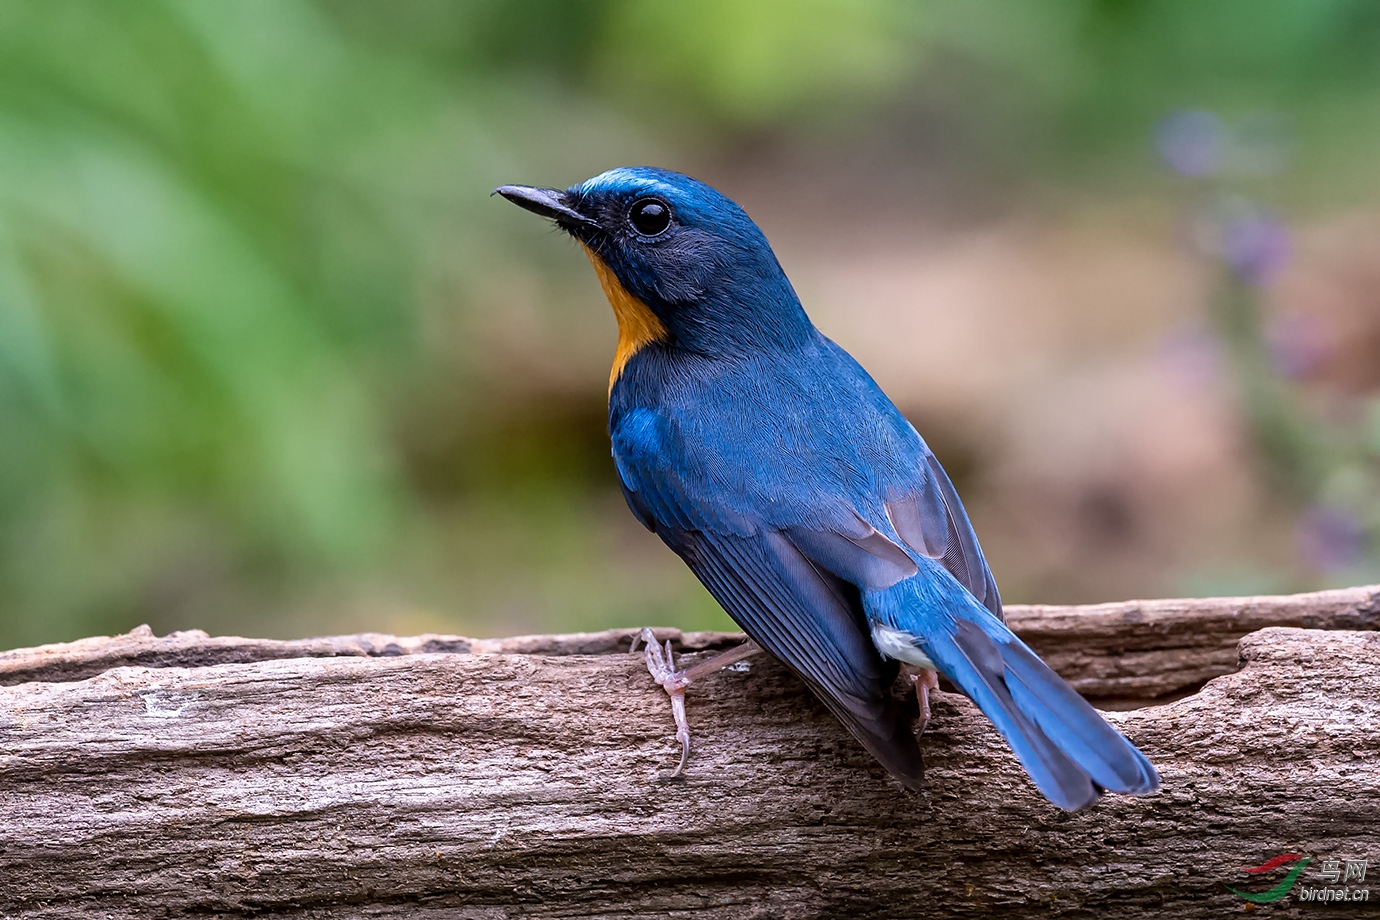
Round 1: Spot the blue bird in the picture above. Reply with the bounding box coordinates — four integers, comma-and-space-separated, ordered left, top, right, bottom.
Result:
495, 168, 1159, 810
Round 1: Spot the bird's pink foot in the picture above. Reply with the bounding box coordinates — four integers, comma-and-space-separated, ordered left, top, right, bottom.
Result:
901, 665, 941, 734
630, 628, 762, 775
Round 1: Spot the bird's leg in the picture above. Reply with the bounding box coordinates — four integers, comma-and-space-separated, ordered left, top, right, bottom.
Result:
630, 628, 762, 775
900, 664, 941, 734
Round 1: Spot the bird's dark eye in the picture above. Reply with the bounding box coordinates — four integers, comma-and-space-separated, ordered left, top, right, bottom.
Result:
629, 198, 672, 236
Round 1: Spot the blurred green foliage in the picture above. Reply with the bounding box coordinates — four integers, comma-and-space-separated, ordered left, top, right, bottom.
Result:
2, 0, 1379, 647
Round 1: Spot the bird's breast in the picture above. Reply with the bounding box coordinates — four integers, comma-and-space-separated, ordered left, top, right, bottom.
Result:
582, 246, 668, 392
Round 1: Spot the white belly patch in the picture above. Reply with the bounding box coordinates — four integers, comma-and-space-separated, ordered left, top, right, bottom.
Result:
870, 622, 937, 670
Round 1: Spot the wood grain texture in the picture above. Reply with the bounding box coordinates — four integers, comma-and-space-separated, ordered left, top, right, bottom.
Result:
5, 584, 1376, 699
1, 587, 1377, 919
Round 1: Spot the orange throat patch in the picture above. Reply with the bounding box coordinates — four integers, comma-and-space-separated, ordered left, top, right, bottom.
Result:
582, 246, 668, 391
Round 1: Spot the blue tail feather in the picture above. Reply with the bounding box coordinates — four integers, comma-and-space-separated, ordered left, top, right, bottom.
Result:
998, 636, 1159, 794
866, 575, 1159, 811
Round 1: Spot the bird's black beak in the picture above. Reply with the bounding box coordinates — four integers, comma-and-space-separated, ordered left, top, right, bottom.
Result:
492, 184, 592, 228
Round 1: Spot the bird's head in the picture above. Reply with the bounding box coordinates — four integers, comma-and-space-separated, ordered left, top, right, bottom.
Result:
495, 167, 812, 384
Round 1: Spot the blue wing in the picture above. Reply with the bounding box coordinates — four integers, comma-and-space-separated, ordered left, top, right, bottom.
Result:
607, 342, 1001, 789
615, 434, 925, 787
884, 451, 1002, 619
668, 527, 925, 786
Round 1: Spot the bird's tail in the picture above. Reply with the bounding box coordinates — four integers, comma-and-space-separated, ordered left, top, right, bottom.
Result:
866, 580, 1159, 811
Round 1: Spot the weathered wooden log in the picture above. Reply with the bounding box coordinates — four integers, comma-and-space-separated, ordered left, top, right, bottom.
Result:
7, 585, 1376, 699
1, 586, 1377, 918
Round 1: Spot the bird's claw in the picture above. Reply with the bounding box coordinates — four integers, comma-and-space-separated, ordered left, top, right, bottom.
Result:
632, 628, 693, 774
630, 628, 762, 776
903, 667, 941, 734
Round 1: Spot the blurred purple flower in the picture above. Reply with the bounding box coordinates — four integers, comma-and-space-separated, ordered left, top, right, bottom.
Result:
1297, 504, 1365, 572
1266, 312, 1331, 380
1222, 210, 1289, 285
1157, 110, 1225, 177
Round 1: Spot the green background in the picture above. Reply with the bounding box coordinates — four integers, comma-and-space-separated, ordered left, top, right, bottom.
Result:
2, 0, 1379, 649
